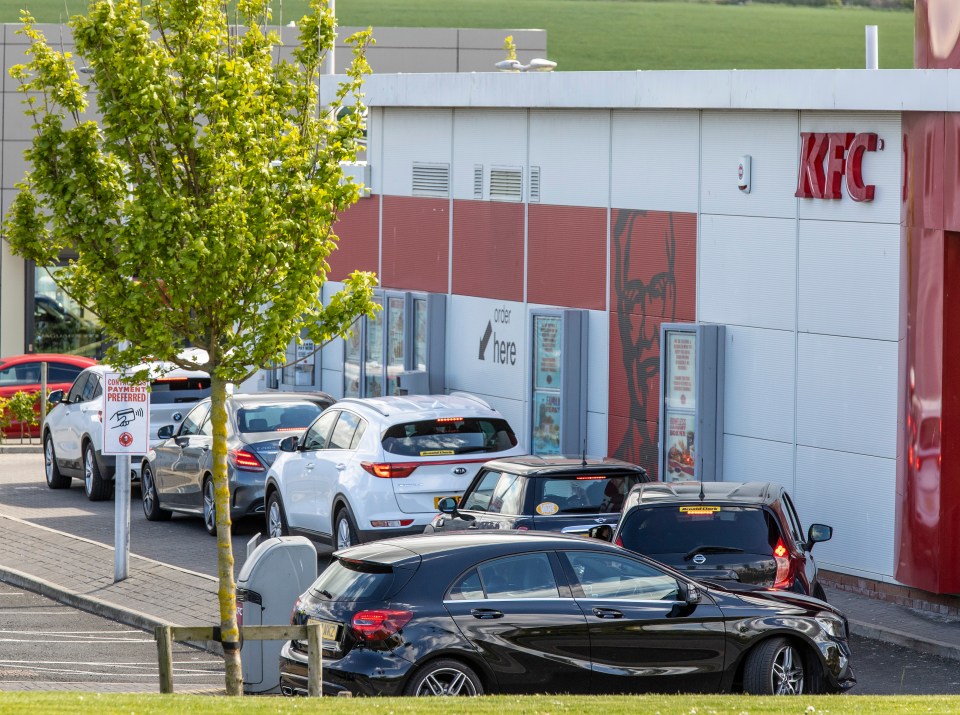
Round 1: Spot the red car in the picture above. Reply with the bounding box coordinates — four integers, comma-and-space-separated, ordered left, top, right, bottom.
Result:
0, 354, 97, 439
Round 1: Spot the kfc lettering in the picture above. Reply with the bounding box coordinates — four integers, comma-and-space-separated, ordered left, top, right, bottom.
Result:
795, 132, 879, 202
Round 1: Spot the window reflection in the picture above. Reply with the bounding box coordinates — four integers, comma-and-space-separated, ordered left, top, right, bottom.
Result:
33, 266, 105, 358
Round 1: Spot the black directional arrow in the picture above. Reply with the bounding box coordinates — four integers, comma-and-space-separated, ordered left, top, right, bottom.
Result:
478, 320, 493, 360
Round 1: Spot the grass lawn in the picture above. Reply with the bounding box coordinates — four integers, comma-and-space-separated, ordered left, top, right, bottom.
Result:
6, 0, 914, 71
0, 693, 959, 714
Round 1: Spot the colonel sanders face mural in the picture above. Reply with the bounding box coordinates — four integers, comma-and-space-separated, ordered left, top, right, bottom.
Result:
608, 209, 696, 477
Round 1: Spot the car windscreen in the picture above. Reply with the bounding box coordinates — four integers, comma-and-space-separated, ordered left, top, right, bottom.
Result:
309, 558, 414, 602
381, 417, 517, 457
235, 402, 323, 433
149, 376, 212, 404
619, 505, 780, 556
535, 473, 645, 514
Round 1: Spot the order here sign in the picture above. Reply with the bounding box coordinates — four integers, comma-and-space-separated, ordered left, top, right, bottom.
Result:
102, 372, 150, 456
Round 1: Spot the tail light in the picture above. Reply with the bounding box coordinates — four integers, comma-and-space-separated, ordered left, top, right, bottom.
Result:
772, 537, 795, 590
290, 596, 302, 625
361, 462, 418, 479
229, 448, 265, 472
615, 533, 623, 547
351, 609, 413, 641
96, 410, 102, 423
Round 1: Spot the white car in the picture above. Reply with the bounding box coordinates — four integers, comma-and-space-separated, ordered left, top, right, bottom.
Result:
264, 393, 524, 548
42, 360, 210, 500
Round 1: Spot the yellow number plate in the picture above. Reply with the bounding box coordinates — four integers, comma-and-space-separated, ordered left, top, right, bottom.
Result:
307, 618, 339, 642
434, 495, 456, 509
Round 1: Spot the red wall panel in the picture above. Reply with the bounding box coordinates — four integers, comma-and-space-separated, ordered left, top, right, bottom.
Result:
527, 205, 606, 310
380, 196, 449, 293
607, 210, 697, 473
328, 197, 379, 282
452, 200, 524, 302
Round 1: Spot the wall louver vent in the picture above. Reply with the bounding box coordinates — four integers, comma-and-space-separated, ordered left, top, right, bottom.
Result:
490, 167, 523, 202
412, 162, 450, 197
473, 165, 484, 199
529, 166, 541, 203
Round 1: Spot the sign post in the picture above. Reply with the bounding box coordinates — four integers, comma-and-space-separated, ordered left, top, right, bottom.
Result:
102, 372, 149, 582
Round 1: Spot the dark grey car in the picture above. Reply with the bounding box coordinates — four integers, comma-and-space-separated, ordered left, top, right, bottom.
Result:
140, 392, 333, 534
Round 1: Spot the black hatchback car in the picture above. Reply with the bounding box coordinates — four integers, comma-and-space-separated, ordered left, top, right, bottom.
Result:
279, 532, 855, 697
606, 481, 833, 599
424, 455, 649, 535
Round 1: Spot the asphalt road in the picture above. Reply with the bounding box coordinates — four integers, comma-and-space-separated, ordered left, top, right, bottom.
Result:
2, 450, 960, 696
0, 581, 223, 693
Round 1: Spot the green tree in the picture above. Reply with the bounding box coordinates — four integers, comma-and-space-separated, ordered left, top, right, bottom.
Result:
7, 391, 38, 444
4, 0, 378, 695
0, 396, 10, 442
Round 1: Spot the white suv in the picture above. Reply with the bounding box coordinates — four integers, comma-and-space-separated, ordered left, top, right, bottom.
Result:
264, 393, 524, 548
42, 361, 210, 500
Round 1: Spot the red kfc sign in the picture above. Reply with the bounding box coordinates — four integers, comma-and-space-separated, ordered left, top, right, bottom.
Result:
795, 132, 879, 202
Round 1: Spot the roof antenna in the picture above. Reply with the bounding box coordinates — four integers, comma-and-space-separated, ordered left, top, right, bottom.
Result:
582, 438, 587, 467
699, 479, 705, 502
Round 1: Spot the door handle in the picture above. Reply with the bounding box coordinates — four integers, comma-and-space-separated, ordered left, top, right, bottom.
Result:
336, 464, 346, 471
592, 607, 624, 619
305, 463, 315, 470
470, 608, 504, 620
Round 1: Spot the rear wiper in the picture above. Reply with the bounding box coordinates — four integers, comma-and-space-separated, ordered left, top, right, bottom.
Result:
317, 589, 334, 599
683, 545, 745, 561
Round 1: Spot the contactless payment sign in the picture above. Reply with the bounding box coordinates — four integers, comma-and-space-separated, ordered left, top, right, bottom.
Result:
102, 372, 150, 455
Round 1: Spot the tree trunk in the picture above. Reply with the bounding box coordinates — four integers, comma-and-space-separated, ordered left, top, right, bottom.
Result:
210, 374, 243, 695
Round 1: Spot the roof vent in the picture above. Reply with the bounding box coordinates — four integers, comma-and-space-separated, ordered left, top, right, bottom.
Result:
412, 162, 450, 198
489, 166, 523, 203
529, 166, 541, 203
473, 165, 484, 199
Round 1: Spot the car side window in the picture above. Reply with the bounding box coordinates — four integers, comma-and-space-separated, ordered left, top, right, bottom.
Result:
477, 553, 559, 599
179, 403, 210, 437
66, 373, 90, 403
328, 411, 361, 450
303, 410, 338, 451
489, 472, 525, 515
564, 551, 679, 601
446, 569, 484, 600
460, 470, 502, 512
0, 361, 42, 385
81, 374, 100, 402
349, 419, 367, 450
48, 364, 84, 383
782, 494, 805, 545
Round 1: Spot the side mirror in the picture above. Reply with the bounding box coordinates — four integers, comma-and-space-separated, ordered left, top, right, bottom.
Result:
437, 496, 459, 515
807, 523, 833, 548
680, 581, 701, 605
157, 424, 176, 439
47, 390, 63, 405
587, 525, 614, 542
279, 435, 300, 453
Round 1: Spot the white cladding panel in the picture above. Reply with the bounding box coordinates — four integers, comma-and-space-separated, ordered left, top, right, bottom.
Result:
480, 395, 526, 452
445, 294, 526, 401
381, 108, 453, 196
700, 111, 799, 219
366, 107, 383, 195
722, 326, 795, 444
529, 110, 610, 208
587, 411, 608, 459
723, 434, 795, 494
699, 214, 797, 330
610, 110, 699, 213
799, 220, 903, 341
797, 333, 899, 459
586, 309, 608, 415
798, 112, 902, 225
795, 446, 896, 579
452, 109, 528, 201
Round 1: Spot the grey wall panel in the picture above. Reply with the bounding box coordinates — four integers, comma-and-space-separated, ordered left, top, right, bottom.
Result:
795, 445, 896, 580
799, 219, 902, 341
367, 48, 459, 75
587, 410, 608, 461
585, 309, 608, 415
701, 110, 799, 219
2, 139, 28, 190
381, 108, 453, 196
320, 368, 344, 399
722, 326, 795, 444
611, 110, 699, 213
699, 214, 797, 330
452, 109, 527, 201
797, 332, 899, 459
723, 433, 794, 494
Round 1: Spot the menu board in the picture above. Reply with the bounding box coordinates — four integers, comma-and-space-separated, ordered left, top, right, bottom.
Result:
534, 316, 561, 390
665, 331, 696, 411
532, 391, 561, 455
664, 411, 696, 482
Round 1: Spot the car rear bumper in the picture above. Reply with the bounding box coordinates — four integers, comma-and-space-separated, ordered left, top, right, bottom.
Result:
278, 639, 413, 696
96, 452, 143, 482
356, 523, 426, 544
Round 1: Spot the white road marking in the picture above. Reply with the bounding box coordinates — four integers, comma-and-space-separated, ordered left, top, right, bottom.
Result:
0, 638, 154, 643
0, 629, 144, 635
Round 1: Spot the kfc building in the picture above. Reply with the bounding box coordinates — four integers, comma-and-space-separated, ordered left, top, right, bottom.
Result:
294, 5, 960, 600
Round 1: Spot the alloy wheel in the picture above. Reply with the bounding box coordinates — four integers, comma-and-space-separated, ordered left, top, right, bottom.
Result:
84, 449, 94, 494
267, 500, 283, 538
414, 668, 478, 696
203, 480, 216, 533
142, 467, 156, 514
44, 440, 54, 481
336, 515, 353, 550
771, 644, 804, 695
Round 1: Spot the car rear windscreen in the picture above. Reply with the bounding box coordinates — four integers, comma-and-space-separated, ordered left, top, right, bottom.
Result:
536, 473, 645, 514
236, 402, 323, 433
619, 505, 781, 556
149, 377, 211, 404
310, 559, 413, 602
381, 417, 517, 457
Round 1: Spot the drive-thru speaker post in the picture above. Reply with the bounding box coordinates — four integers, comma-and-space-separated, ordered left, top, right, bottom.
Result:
102, 372, 149, 582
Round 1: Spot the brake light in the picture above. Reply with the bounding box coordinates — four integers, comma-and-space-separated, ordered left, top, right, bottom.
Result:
436, 417, 463, 423
615, 533, 623, 547
290, 596, 302, 625
236, 601, 244, 627
96, 410, 102, 423
576, 476, 606, 480
369, 519, 415, 527
229, 448, 265, 472
772, 537, 795, 590
361, 462, 418, 478
352, 609, 413, 641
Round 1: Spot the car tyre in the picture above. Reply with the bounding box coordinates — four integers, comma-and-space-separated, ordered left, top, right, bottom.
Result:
334, 506, 359, 550
141, 463, 171, 521
266, 492, 289, 538
203, 477, 218, 536
743, 637, 806, 695
403, 658, 483, 697
44, 434, 71, 489
83, 442, 112, 502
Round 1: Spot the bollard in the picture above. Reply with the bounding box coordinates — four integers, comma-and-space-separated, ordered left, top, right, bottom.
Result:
156, 625, 174, 694
307, 622, 323, 696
